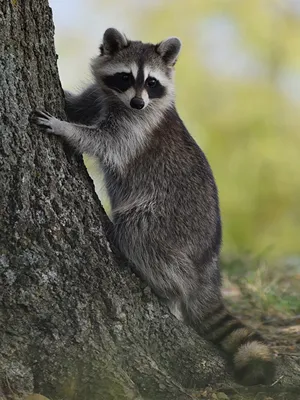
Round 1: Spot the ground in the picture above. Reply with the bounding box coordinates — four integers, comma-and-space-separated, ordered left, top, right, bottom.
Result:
190, 256, 300, 400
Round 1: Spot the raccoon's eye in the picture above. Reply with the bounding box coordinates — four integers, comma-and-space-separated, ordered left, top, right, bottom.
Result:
121, 73, 131, 81
147, 77, 158, 88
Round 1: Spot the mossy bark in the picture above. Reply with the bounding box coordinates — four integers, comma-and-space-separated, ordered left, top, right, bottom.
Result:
0, 1, 299, 400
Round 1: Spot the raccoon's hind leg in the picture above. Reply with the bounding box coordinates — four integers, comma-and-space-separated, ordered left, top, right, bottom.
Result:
181, 288, 275, 386
167, 299, 184, 321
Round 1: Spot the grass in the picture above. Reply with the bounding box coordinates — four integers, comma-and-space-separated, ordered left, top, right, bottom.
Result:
221, 255, 300, 317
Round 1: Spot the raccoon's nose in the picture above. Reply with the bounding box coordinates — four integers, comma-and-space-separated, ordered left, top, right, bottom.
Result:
130, 97, 145, 110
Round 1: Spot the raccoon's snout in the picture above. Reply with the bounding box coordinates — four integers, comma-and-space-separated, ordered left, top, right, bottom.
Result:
130, 97, 145, 110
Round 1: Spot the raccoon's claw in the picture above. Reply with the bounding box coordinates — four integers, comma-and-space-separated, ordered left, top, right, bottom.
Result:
30, 109, 55, 133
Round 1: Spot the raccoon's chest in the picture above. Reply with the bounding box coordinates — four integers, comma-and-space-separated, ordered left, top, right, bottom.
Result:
103, 120, 149, 170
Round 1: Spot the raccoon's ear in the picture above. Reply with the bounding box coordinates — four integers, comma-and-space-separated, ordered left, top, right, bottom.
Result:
100, 28, 128, 55
156, 37, 181, 66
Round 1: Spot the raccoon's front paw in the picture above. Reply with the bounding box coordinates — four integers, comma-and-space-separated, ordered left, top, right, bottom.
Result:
30, 109, 57, 134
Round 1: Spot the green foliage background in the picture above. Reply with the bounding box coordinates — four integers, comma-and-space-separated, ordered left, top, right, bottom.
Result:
52, 0, 300, 260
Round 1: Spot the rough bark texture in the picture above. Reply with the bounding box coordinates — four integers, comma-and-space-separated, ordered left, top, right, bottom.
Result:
0, 1, 299, 400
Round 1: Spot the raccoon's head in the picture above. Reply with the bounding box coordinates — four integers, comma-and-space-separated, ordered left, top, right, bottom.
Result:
91, 28, 181, 112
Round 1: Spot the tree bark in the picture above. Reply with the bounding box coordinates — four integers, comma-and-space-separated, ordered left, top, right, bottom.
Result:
0, 1, 299, 400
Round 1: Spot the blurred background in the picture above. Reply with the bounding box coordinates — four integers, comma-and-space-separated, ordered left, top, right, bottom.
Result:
49, 0, 300, 315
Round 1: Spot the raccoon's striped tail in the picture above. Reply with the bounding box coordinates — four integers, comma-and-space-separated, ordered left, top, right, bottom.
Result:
183, 302, 275, 386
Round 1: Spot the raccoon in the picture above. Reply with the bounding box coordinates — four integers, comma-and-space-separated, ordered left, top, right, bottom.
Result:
30, 28, 275, 386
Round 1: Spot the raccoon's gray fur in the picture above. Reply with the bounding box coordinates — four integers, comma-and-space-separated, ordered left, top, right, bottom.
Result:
31, 28, 275, 386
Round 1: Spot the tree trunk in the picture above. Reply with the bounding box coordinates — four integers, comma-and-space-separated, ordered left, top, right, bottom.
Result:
0, 1, 299, 399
